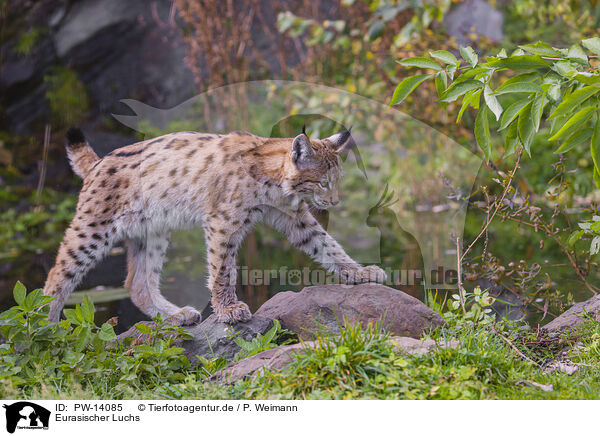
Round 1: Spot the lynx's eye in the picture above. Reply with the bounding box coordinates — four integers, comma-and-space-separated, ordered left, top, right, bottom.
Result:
319, 181, 330, 189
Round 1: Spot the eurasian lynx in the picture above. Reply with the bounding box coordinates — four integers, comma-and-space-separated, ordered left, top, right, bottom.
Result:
43, 127, 386, 324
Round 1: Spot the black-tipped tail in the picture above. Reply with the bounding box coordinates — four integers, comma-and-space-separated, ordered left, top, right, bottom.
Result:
66, 127, 86, 146
64, 127, 99, 178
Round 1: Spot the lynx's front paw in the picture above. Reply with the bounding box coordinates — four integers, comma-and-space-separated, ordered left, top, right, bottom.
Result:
356, 265, 387, 284
214, 301, 252, 324
167, 306, 202, 326
341, 265, 387, 284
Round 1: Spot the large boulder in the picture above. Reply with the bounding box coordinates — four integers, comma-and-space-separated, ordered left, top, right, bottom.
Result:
543, 295, 600, 333
254, 283, 445, 340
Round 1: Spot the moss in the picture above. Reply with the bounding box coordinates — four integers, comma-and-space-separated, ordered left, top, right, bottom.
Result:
14, 27, 43, 55
44, 67, 90, 128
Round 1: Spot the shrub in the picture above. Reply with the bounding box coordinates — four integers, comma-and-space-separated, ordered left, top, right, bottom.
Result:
0, 282, 191, 398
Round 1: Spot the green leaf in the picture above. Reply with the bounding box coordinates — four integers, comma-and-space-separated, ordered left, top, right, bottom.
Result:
135, 323, 152, 335
547, 83, 561, 101
567, 44, 588, 62
484, 85, 503, 121
435, 71, 447, 98
460, 46, 478, 67
567, 229, 585, 247
446, 63, 457, 80
456, 89, 481, 123
98, 323, 117, 341
504, 121, 520, 156
389, 74, 432, 105
24, 289, 41, 311
573, 73, 600, 87
591, 118, 600, 176
496, 72, 541, 89
453, 65, 489, 83
475, 104, 491, 160
519, 42, 560, 57
397, 57, 442, 70
549, 86, 600, 119
500, 99, 530, 130
440, 80, 483, 102
518, 102, 535, 156
555, 128, 594, 153
582, 37, 600, 56
13, 282, 26, 306
63, 308, 78, 325
548, 106, 596, 141
591, 236, 600, 255
487, 55, 549, 70
430, 50, 457, 65
531, 92, 547, 132
493, 82, 543, 95
551, 60, 578, 77
75, 304, 84, 323
80, 296, 94, 324
63, 350, 84, 366
75, 325, 92, 352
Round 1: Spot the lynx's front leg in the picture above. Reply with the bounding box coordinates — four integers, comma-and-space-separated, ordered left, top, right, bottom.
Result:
204, 214, 258, 324
264, 205, 387, 284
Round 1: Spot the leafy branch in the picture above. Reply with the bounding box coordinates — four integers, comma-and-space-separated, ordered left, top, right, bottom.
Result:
391, 38, 600, 188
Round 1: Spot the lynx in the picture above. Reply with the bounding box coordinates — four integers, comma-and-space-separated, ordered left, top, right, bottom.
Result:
43, 127, 386, 324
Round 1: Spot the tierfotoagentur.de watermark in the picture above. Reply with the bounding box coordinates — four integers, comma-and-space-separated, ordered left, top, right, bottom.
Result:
238, 266, 458, 287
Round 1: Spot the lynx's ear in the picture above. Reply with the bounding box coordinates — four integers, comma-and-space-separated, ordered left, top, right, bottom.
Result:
325, 126, 353, 152
291, 133, 314, 168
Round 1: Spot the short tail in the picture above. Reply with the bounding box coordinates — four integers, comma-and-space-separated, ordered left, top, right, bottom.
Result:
65, 127, 99, 178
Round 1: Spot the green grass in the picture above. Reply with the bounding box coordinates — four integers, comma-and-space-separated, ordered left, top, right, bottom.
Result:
1, 283, 599, 400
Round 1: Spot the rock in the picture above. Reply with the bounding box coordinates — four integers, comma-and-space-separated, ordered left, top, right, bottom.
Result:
543, 295, 600, 333
53, 0, 142, 58
210, 335, 459, 384
254, 283, 445, 340
209, 341, 314, 384
390, 336, 459, 355
544, 361, 579, 376
181, 315, 274, 362
1, 0, 196, 133
444, 0, 504, 46
115, 314, 274, 362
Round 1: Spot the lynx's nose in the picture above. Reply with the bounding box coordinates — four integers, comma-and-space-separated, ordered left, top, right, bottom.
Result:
330, 191, 339, 205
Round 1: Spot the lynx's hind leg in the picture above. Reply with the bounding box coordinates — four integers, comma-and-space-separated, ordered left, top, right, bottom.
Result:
124, 234, 201, 325
43, 214, 117, 322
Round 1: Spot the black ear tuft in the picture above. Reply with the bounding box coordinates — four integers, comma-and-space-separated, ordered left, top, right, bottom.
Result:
325, 127, 353, 151
66, 127, 86, 145
302, 124, 306, 136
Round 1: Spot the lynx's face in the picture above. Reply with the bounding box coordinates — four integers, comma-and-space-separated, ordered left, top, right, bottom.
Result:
285, 129, 352, 210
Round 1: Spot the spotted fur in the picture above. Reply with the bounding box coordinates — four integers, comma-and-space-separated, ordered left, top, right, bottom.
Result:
43, 127, 386, 324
